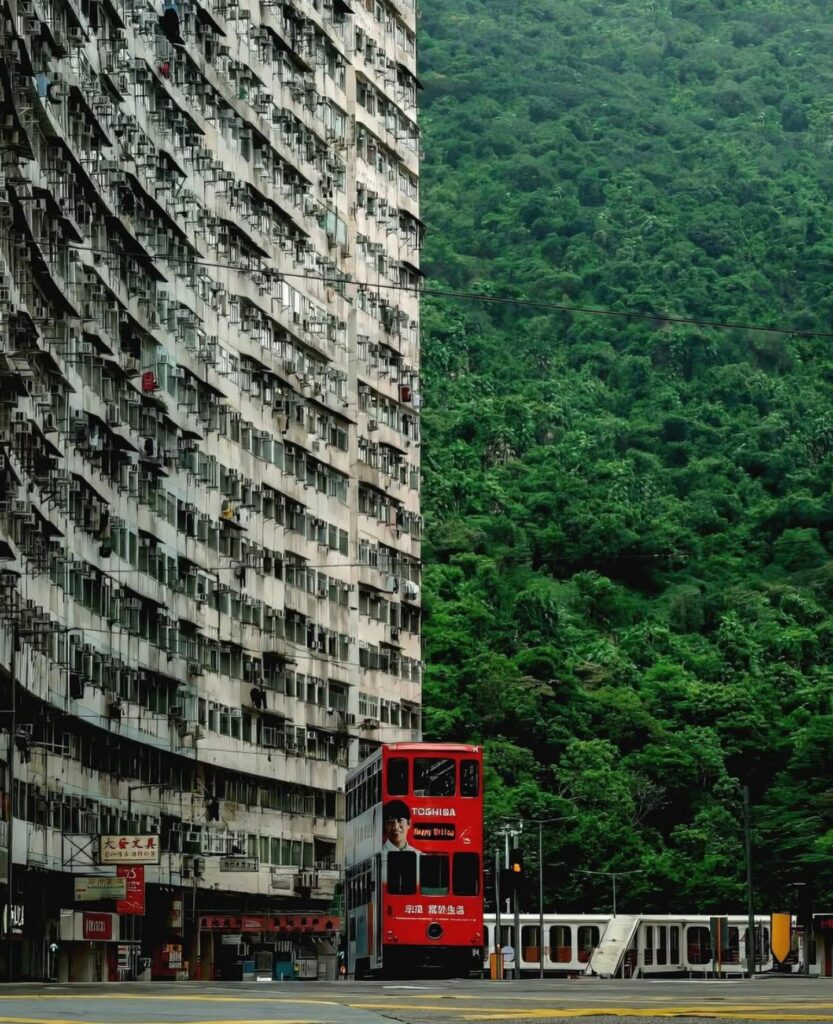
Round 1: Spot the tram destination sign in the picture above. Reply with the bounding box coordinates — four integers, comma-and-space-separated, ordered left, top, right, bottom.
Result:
219, 857, 259, 872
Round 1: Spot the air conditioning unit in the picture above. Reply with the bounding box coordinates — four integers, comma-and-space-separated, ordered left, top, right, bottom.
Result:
295, 870, 318, 891
368, 419, 378, 431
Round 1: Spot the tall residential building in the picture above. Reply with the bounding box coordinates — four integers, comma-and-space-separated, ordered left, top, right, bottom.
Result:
0, 0, 421, 982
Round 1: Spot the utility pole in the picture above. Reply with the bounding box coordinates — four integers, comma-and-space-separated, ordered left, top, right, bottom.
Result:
743, 786, 756, 979
538, 822, 544, 980
494, 850, 501, 979
4, 622, 17, 983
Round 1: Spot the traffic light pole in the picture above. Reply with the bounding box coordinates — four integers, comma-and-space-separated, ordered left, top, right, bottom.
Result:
513, 879, 521, 981
505, 827, 522, 980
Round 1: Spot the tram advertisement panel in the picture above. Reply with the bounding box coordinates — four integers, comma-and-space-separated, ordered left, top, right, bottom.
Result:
381, 747, 483, 943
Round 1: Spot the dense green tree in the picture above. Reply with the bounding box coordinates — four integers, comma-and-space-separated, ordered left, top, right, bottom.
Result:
418, 0, 833, 913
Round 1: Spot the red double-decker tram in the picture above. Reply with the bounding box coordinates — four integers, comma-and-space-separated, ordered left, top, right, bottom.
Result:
345, 743, 484, 978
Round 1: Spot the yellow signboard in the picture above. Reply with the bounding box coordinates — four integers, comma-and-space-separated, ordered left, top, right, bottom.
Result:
74, 876, 127, 901
771, 912, 792, 964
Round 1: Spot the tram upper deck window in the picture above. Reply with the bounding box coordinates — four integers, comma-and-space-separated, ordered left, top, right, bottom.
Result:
387, 757, 409, 796
414, 758, 456, 797
387, 851, 417, 895
461, 759, 480, 797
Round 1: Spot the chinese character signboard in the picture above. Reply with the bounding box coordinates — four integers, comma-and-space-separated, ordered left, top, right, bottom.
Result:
99, 835, 159, 864
116, 865, 146, 915
74, 876, 127, 901
219, 857, 259, 872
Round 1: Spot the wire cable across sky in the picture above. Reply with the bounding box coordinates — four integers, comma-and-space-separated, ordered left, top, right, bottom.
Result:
4, 234, 832, 340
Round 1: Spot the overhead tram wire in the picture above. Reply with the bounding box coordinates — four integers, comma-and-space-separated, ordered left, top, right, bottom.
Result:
7, 549, 688, 578
2, 234, 832, 341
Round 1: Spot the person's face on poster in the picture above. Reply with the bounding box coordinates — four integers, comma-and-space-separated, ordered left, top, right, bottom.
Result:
383, 800, 412, 849
384, 813, 410, 848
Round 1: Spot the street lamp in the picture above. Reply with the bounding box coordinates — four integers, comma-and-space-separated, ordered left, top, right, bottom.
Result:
577, 868, 644, 917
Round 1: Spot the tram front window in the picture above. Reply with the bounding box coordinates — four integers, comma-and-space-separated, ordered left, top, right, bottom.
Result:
414, 758, 456, 797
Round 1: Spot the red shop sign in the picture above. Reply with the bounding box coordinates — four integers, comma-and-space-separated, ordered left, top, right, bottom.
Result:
116, 865, 145, 916
83, 912, 113, 941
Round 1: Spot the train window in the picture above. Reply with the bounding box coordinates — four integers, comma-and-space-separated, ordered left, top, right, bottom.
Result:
687, 926, 711, 965
549, 925, 572, 963
756, 926, 769, 964
656, 925, 667, 966
387, 758, 409, 796
727, 927, 740, 965
452, 852, 480, 896
387, 851, 417, 895
669, 925, 680, 965
460, 759, 479, 797
643, 925, 654, 966
420, 854, 450, 896
577, 925, 599, 963
521, 926, 540, 961
414, 758, 456, 797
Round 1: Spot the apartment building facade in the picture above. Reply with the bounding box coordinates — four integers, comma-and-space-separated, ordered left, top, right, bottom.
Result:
0, 0, 421, 981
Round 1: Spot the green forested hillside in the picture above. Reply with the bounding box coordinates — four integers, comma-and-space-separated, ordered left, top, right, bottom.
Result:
418, 0, 833, 913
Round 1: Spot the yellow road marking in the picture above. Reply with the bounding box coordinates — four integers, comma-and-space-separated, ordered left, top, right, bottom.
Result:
350, 1003, 833, 1014
460, 1013, 833, 1021
0, 1019, 328, 1024
0, 997, 339, 1005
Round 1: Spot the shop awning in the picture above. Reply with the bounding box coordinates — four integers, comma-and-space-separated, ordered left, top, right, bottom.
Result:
199, 914, 340, 934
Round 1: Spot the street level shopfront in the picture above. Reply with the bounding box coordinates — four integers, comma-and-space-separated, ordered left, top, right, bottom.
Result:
197, 914, 340, 981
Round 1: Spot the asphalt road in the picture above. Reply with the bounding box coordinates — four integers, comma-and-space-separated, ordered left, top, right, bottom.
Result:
0, 977, 831, 1024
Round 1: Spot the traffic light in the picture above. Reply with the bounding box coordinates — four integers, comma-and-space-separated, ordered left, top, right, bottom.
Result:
510, 848, 524, 875
500, 867, 517, 895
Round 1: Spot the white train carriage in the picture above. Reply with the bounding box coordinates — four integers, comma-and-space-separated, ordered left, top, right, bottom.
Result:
483, 913, 777, 977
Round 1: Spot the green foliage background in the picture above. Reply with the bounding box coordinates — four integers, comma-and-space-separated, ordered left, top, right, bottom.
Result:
418, 0, 833, 914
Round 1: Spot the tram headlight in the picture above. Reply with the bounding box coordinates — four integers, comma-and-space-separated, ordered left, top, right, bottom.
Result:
426, 922, 444, 940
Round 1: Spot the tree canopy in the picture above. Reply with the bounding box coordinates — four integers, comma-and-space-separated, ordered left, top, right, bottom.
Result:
419, 0, 833, 915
